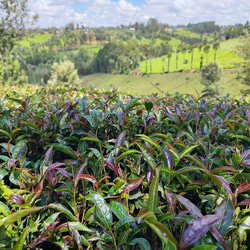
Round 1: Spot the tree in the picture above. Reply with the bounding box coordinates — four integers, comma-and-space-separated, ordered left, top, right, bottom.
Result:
203, 44, 211, 64
200, 62, 222, 94
142, 44, 150, 59
237, 32, 250, 94
0, 0, 38, 84
198, 43, 203, 69
213, 41, 220, 61
167, 52, 172, 73
178, 43, 188, 72
48, 60, 79, 87
189, 46, 195, 69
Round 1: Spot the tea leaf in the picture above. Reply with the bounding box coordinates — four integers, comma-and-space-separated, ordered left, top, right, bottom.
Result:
0, 207, 43, 227
91, 192, 112, 230
122, 176, 145, 194
148, 172, 159, 213
180, 215, 224, 249
13, 226, 28, 250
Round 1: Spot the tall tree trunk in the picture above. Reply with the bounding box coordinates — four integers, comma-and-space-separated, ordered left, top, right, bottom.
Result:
183, 54, 185, 72
191, 51, 193, 69
200, 53, 203, 70
176, 53, 178, 72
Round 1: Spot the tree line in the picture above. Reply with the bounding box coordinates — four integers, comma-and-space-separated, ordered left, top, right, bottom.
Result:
1, 0, 250, 94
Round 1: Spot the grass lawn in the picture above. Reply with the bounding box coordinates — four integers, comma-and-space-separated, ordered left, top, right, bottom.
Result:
19, 34, 52, 47
80, 70, 248, 98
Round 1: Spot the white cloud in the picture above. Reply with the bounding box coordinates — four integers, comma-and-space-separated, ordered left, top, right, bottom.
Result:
29, 0, 250, 28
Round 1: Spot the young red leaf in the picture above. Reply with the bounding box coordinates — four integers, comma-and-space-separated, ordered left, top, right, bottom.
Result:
165, 113, 177, 123
173, 194, 203, 218
164, 189, 175, 213
235, 183, 250, 196
76, 174, 97, 186
161, 148, 174, 170
47, 169, 57, 187
147, 166, 153, 184
236, 199, 250, 206
73, 151, 85, 163
187, 180, 212, 187
33, 221, 60, 246
115, 131, 126, 156
17, 180, 27, 190
74, 163, 87, 187
9, 194, 25, 205
8, 159, 17, 170
44, 162, 65, 176
97, 176, 110, 186
17, 168, 37, 180
210, 166, 236, 174
57, 168, 73, 182
210, 225, 228, 250
180, 215, 224, 249
175, 104, 183, 119
44, 146, 53, 165
34, 179, 44, 195
104, 158, 118, 176
122, 176, 145, 195
213, 175, 233, 198
163, 142, 178, 154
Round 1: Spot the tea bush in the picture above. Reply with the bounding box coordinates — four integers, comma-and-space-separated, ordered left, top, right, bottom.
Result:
0, 85, 250, 249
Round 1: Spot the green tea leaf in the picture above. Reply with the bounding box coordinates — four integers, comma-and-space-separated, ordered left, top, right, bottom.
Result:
109, 202, 127, 220
13, 226, 28, 250
59, 222, 92, 233
115, 214, 135, 233
47, 203, 76, 222
148, 172, 159, 213
215, 196, 234, 235
0, 207, 43, 227
144, 219, 177, 247
179, 145, 198, 160
129, 238, 151, 250
91, 192, 112, 230
115, 149, 139, 163
0, 129, 11, 140
191, 246, 217, 250
51, 144, 78, 160
137, 143, 156, 169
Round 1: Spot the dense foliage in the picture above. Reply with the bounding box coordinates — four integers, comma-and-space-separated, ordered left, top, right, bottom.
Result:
0, 86, 250, 249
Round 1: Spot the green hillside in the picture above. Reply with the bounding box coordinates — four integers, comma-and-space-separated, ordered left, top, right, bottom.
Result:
140, 48, 242, 74
19, 33, 52, 46
220, 37, 243, 51
80, 70, 247, 98
174, 29, 214, 41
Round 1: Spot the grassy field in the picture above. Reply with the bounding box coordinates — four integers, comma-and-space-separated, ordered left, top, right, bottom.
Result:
140, 47, 243, 73
80, 70, 247, 98
19, 33, 51, 46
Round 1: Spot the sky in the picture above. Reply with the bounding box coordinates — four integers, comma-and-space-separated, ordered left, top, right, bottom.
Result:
28, 0, 250, 28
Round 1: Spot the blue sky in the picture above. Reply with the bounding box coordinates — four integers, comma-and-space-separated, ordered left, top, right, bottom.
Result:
28, 0, 250, 28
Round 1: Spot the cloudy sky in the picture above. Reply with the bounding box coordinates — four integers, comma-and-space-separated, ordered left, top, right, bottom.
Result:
28, 0, 250, 28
